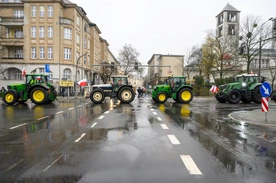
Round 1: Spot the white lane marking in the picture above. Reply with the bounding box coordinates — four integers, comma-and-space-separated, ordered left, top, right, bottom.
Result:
167, 135, 180, 145
77, 105, 83, 107
68, 108, 74, 110
161, 124, 169, 129
91, 122, 97, 128
9, 123, 27, 129
98, 115, 105, 119
74, 133, 86, 142
180, 155, 202, 175
104, 111, 110, 114
150, 109, 154, 111
84, 103, 89, 105
157, 117, 162, 121
6, 159, 25, 171
55, 111, 64, 115
37, 116, 49, 121
43, 155, 63, 172
153, 112, 157, 115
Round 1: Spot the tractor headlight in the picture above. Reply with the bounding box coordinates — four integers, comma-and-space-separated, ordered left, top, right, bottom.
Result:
242, 82, 247, 87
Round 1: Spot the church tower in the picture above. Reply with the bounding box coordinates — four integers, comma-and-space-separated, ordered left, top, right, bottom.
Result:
216, 3, 240, 42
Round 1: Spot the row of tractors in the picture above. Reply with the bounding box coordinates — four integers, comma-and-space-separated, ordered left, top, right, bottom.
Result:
1, 73, 275, 106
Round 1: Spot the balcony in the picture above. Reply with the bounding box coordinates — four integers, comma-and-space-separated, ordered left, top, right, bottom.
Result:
1, 57, 24, 63
0, 17, 24, 26
0, 37, 24, 46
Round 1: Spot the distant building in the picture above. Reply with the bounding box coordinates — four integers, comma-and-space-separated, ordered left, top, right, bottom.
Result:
147, 54, 184, 86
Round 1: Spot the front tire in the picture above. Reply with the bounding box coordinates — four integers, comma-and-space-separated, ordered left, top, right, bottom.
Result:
156, 92, 168, 103
3, 90, 18, 105
226, 89, 241, 104
252, 86, 262, 104
30, 88, 47, 104
118, 87, 135, 104
177, 88, 193, 104
90, 89, 105, 104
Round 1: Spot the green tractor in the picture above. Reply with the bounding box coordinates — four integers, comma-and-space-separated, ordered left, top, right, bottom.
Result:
90, 75, 135, 104
151, 76, 193, 104
215, 73, 262, 104
1, 74, 57, 105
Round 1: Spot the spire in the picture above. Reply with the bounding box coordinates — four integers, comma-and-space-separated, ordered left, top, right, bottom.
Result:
216, 3, 240, 17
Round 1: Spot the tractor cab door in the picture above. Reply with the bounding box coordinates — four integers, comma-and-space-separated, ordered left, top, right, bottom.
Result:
171, 77, 182, 92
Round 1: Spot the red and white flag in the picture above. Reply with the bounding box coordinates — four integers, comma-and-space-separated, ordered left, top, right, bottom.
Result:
210, 85, 218, 93
77, 79, 88, 86
22, 67, 26, 77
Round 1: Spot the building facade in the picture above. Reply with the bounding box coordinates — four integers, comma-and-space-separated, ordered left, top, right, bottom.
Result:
0, 0, 117, 93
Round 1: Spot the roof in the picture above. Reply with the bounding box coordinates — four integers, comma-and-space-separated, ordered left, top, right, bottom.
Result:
63, 0, 74, 4
216, 3, 240, 17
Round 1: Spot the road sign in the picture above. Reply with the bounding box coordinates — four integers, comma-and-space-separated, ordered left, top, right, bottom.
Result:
260, 81, 272, 98
45, 64, 50, 73
262, 97, 268, 112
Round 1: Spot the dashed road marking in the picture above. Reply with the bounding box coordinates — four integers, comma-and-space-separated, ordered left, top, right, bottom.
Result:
161, 124, 169, 129
68, 108, 74, 110
167, 135, 180, 145
104, 111, 110, 114
180, 155, 202, 175
98, 115, 105, 119
74, 133, 86, 142
55, 111, 64, 115
153, 112, 157, 115
43, 155, 63, 172
157, 117, 162, 121
37, 116, 49, 121
150, 109, 154, 111
77, 105, 83, 108
9, 123, 27, 129
91, 122, 97, 128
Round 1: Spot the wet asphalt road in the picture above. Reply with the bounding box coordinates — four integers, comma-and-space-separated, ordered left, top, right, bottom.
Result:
0, 96, 275, 183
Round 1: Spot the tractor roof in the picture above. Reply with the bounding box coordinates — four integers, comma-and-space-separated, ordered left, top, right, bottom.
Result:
111, 75, 129, 78
26, 73, 48, 76
236, 73, 258, 77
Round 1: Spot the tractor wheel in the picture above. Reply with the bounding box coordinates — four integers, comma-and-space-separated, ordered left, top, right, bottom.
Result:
152, 97, 157, 102
156, 92, 168, 103
252, 86, 262, 104
118, 87, 135, 104
3, 90, 18, 105
177, 88, 193, 104
90, 89, 105, 104
215, 94, 227, 103
30, 88, 47, 104
226, 89, 241, 104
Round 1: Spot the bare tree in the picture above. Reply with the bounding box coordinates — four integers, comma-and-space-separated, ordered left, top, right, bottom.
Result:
189, 45, 203, 76
239, 15, 272, 73
117, 44, 144, 76
99, 60, 112, 84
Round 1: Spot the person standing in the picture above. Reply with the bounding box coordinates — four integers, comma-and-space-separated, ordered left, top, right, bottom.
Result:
62, 87, 65, 97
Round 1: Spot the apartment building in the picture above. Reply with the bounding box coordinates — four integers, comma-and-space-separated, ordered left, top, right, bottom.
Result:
0, 0, 116, 92
147, 54, 184, 87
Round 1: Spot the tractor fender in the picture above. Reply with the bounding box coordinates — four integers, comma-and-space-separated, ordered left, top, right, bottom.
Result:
251, 83, 262, 90
28, 85, 49, 98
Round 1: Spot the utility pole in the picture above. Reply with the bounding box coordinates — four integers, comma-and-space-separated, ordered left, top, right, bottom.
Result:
75, 52, 88, 98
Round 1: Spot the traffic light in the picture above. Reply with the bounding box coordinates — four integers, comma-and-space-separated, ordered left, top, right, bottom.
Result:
111, 62, 114, 70
134, 62, 138, 70
239, 42, 246, 55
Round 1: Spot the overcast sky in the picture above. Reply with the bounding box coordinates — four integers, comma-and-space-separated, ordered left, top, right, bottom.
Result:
74, 0, 276, 64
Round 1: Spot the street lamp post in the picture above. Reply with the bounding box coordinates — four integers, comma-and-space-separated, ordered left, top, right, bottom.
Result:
75, 52, 88, 98
258, 17, 273, 82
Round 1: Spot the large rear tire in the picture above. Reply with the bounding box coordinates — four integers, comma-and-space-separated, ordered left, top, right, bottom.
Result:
215, 93, 227, 103
118, 87, 135, 104
156, 92, 168, 103
226, 89, 241, 104
3, 90, 18, 105
177, 88, 193, 104
30, 88, 47, 104
90, 89, 105, 104
252, 86, 262, 104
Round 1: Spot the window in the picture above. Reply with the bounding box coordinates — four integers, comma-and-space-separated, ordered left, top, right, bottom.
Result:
31, 26, 36, 37
48, 26, 53, 38
63, 68, 71, 80
84, 37, 87, 48
76, 33, 80, 44
39, 26, 44, 38
84, 24, 88, 32
88, 40, 90, 49
40, 47, 45, 59
14, 0, 21, 2
88, 55, 90, 66
64, 28, 72, 39
77, 15, 80, 26
228, 25, 235, 35
15, 49, 23, 58
48, 5, 53, 17
48, 47, 53, 59
31, 6, 36, 17
39, 6, 45, 17
14, 10, 24, 18
64, 48, 71, 60
228, 12, 237, 22
31, 47, 36, 59
84, 55, 86, 65
218, 27, 223, 37
14, 30, 23, 38
15, 69, 22, 80
2, 0, 9, 3
218, 15, 223, 25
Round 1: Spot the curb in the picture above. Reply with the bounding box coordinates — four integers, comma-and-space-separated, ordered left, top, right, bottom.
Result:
228, 112, 276, 128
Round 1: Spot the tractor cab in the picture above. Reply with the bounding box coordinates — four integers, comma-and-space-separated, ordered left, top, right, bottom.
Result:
167, 76, 186, 92
111, 75, 129, 91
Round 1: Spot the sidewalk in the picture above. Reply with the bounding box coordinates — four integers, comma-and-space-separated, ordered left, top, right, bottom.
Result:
228, 109, 276, 127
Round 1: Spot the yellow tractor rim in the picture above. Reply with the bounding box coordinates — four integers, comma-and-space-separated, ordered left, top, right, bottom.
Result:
5, 93, 14, 103
158, 93, 166, 101
181, 91, 191, 101
33, 90, 45, 102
